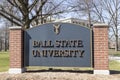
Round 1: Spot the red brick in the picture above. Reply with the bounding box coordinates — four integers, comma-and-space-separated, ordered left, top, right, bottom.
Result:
93, 25, 109, 70
9, 28, 24, 68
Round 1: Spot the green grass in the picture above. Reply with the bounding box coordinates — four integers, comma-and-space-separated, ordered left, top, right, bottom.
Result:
109, 49, 120, 56
0, 51, 9, 72
0, 51, 120, 72
109, 60, 120, 71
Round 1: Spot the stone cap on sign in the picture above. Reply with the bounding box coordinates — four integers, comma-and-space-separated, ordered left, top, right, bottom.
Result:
9, 26, 22, 30
93, 23, 108, 28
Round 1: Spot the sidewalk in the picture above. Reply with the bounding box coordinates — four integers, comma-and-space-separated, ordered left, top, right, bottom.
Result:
109, 56, 120, 62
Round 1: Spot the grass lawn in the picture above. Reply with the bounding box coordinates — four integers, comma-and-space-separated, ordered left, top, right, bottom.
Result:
0, 51, 9, 72
0, 51, 120, 72
109, 49, 120, 56
109, 60, 120, 71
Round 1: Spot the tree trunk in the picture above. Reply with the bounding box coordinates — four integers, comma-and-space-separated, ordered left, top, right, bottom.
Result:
24, 22, 30, 29
0, 40, 3, 51
4, 27, 8, 51
0, 39, 2, 51
88, 11, 91, 28
4, 38, 7, 51
24, 15, 31, 29
115, 35, 118, 51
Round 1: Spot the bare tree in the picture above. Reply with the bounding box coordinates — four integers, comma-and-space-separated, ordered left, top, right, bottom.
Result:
92, 0, 105, 23
0, 19, 9, 51
67, 0, 94, 28
3, 25, 9, 51
67, 0, 120, 51
83, 0, 93, 27
0, 0, 67, 29
93, 0, 120, 51
0, 34, 3, 51
0, 27, 4, 51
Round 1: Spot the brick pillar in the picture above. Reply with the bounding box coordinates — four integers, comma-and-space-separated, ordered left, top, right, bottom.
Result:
9, 26, 25, 74
93, 24, 109, 75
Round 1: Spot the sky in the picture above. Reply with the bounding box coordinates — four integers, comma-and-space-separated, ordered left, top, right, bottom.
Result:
0, 21, 5, 28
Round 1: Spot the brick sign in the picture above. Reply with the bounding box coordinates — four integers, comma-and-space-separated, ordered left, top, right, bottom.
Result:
24, 23, 92, 67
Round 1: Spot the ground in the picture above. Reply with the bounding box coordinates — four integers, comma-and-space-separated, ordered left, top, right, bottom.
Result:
1, 50, 120, 80
0, 71, 120, 80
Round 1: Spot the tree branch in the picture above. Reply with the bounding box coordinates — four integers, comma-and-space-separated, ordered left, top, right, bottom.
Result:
0, 12, 22, 26
29, 0, 38, 12
7, 0, 16, 7
0, 9, 23, 24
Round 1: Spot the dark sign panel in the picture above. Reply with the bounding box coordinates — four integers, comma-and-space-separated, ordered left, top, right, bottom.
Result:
24, 23, 92, 67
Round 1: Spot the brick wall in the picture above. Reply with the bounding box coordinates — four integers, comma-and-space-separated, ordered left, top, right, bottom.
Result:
93, 24, 109, 70
9, 27, 23, 68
